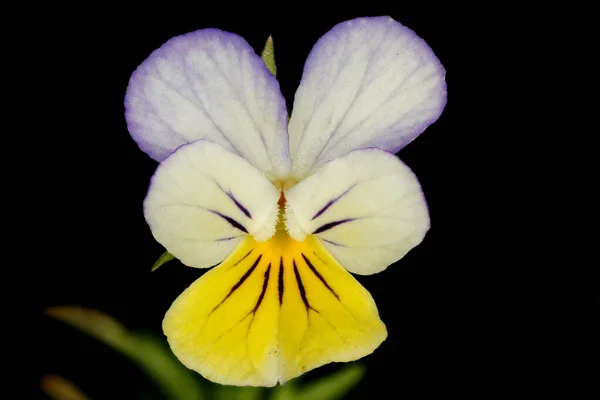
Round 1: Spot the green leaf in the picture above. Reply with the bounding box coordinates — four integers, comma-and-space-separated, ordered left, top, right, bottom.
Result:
45, 306, 205, 400
152, 251, 175, 271
269, 364, 365, 400
261, 35, 277, 77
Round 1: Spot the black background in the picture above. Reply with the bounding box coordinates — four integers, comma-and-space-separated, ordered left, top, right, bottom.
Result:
39, 4, 598, 399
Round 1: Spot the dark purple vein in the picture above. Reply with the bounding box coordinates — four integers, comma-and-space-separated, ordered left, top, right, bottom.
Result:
208, 210, 248, 233
313, 218, 356, 234
311, 184, 356, 220
302, 254, 339, 300
211, 255, 262, 313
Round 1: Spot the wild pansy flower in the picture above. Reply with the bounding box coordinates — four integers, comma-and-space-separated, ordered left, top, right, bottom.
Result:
125, 16, 446, 386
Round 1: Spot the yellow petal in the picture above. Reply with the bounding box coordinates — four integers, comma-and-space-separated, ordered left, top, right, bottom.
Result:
163, 232, 387, 386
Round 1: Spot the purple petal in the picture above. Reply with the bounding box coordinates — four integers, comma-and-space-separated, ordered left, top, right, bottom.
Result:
125, 29, 291, 181
288, 16, 447, 179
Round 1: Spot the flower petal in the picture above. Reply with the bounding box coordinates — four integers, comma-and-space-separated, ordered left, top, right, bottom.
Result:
163, 234, 386, 386
144, 140, 280, 269
285, 149, 429, 275
288, 16, 446, 178
125, 29, 291, 181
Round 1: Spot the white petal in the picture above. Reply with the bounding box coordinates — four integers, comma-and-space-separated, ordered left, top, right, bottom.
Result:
125, 29, 291, 181
288, 16, 446, 179
284, 149, 429, 275
144, 140, 280, 268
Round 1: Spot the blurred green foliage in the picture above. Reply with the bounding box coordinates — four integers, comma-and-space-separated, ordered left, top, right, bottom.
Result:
41, 374, 91, 400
